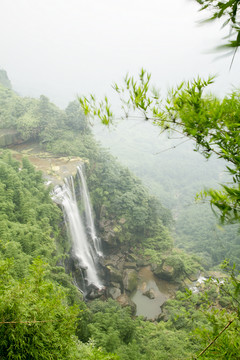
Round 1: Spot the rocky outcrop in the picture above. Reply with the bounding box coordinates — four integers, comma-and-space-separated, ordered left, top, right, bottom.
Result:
11, 146, 85, 185
123, 269, 138, 292
7, 142, 178, 315
143, 288, 155, 299
108, 286, 121, 300
116, 293, 136, 315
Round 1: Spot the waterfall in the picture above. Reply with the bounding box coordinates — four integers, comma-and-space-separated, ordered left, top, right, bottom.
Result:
52, 174, 102, 290
77, 165, 103, 257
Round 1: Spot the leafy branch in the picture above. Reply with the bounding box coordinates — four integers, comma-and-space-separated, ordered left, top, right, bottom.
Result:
195, 0, 240, 63
79, 69, 240, 224
194, 319, 235, 359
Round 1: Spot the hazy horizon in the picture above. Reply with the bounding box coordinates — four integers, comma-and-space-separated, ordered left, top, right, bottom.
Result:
1, 0, 239, 109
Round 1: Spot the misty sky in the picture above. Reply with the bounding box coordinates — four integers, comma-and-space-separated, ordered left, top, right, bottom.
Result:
0, 0, 239, 108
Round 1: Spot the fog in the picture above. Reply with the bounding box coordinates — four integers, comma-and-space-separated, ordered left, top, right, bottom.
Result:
0, 0, 239, 108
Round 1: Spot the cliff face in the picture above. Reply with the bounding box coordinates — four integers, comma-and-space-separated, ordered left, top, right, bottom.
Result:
4, 141, 178, 319
7, 141, 85, 185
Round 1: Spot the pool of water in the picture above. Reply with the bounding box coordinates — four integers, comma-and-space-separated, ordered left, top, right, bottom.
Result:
131, 266, 176, 320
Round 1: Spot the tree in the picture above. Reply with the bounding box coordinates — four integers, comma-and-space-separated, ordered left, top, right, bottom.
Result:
0, 258, 118, 360
0, 69, 12, 89
0, 258, 80, 360
79, 71, 240, 225
78, 0, 240, 225
65, 101, 90, 132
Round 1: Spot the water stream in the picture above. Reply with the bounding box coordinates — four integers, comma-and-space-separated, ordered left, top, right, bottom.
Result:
52, 171, 102, 290
77, 165, 103, 257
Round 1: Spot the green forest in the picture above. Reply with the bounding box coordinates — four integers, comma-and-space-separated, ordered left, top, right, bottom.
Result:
0, 64, 239, 359
0, 2, 240, 357
93, 118, 240, 270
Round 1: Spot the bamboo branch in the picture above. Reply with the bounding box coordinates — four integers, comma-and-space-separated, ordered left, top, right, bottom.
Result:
194, 319, 234, 359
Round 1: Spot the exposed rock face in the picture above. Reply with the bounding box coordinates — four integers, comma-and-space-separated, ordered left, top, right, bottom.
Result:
123, 269, 138, 292
143, 288, 155, 299
99, 218, 118, 246
6, 142, 86, 186
5, 141, 179, 315
117, 293, 136, 315
86, 284, 106, 300
109, 286, 121, 300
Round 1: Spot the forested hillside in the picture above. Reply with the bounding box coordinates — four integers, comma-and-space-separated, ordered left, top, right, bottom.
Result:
0, 79, 198, 280
93, 119, 240, 269
0, 72, 239, 359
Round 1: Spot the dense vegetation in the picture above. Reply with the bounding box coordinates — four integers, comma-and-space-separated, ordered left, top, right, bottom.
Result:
0, 78, 194, 278
78, 27, 240, 357
0, 71, 239, 359
93, 118, 240, 269
0, 152, 60, 278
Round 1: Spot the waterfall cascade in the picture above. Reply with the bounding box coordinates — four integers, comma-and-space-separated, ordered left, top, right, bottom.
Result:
77, 165, 103, 257
52, 167, 103, 290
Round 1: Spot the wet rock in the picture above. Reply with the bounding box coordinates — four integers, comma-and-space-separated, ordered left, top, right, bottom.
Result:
143, 288, 155, 299
109, 287, 121, 300
73, 268, 86, 291
117, 293, 136, 315
123, 269, 138, 292
72, 254, 88, 271
86, 283, 106, 300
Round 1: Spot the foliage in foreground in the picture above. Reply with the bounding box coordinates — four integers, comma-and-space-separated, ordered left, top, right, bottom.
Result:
195, 0, 240, 57
0, 73, 239, 358
79, 71, 240, 226
78, 63, 240, 357
0, 259, 118, 360
0, 258, 78, 360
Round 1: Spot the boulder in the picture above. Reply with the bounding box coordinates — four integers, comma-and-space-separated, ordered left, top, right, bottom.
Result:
117, 293, 136, 315
85, 283, 106, 300
143, 288, 155, 299
123, 269, 138, 292
109, 287, 121, 300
